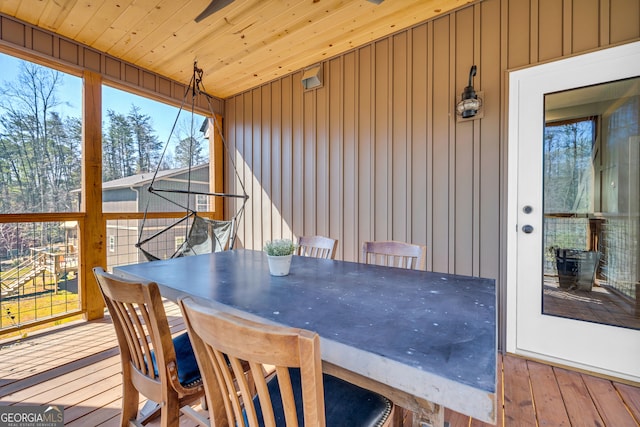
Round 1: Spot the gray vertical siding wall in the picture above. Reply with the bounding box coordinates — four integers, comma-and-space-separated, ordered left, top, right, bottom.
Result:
226, 3, 493, 272
223, 0, 640, 345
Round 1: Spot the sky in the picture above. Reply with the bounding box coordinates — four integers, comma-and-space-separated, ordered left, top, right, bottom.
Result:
0, 52, 208, 160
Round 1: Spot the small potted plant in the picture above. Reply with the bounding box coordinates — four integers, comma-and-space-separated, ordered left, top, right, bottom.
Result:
263, 239, 296, 276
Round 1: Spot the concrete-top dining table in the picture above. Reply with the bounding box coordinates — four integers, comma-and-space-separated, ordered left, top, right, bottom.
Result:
114, 249, 497, 426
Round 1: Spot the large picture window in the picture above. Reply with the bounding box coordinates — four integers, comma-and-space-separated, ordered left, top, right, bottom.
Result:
543, 77, 640, 329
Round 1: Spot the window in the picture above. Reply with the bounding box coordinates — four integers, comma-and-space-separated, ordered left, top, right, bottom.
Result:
543, 76, 640, 328
175, 236, 186, 251
0, 54, 83, 333
196, 194, 210, 211
0, 53, 82, 214
101, 85, 210, 268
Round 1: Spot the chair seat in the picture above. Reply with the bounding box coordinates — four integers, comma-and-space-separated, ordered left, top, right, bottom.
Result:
254, 368, 392, 427
151, 332, 201, 387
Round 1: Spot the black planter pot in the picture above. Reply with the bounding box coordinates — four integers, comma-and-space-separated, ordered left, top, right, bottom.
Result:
555, 249, 601, 291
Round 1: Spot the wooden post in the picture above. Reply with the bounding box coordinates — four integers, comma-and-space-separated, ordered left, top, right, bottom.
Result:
81, 70, 106, 320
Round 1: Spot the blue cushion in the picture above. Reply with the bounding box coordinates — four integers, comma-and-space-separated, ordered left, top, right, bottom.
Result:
150, 332, 201, 386
253, 368, 392, 427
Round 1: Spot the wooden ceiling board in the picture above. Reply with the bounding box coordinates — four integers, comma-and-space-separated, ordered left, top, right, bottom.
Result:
188, 0, 402, 91
128, 1, 260, 65
210, 1, 434, 92
78, 1, 139, 46
0, 0, 475, 98
0, 1, 19, 17
13, 0, 46, 26
129, 0, 324, 84
187, 1, 365, 75
38, 0, 82, 32
113, 1, 208, 60
99, 1, 156, 48
55, 1, 104, 39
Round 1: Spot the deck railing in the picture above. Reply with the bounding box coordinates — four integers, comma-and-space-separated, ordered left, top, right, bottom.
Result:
0, 215, 200, 334
0, 221, 81, 332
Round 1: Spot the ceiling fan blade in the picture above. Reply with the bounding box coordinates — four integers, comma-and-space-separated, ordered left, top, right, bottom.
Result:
194, 0, 235, 23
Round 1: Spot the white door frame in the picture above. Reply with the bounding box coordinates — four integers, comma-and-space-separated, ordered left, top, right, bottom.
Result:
506, 41, 640, 382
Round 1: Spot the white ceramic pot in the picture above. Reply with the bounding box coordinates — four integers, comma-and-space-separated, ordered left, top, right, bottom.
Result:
267, 254, 293, 276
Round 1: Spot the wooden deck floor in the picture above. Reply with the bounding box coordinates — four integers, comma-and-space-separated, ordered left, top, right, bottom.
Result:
1, 301, 639, 427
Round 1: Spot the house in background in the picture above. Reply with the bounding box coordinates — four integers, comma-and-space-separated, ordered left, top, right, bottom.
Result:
103, 164, 211, 267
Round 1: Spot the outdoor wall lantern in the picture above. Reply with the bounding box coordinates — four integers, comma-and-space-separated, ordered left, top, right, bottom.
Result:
456, 65, 483, 120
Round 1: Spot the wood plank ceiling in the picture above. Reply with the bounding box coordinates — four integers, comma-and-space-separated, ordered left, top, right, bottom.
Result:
0, 0, 473, 98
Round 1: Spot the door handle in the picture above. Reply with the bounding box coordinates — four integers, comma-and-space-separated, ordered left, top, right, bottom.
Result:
522, 225, 534, 234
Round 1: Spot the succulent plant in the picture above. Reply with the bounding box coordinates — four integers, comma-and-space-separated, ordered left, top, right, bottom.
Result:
263, 239, 296, 256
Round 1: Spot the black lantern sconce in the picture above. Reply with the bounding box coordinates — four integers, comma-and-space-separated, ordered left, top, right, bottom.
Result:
456, 65, 483, 120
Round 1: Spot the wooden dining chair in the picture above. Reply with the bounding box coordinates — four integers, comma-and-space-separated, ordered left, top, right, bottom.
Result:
361, 240, 427, 270
93, 267, 205, 427
178, 297, 394, 427
296, 235, 338, 259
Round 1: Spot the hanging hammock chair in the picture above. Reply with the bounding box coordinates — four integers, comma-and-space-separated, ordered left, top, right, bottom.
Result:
135, 62, 248, 261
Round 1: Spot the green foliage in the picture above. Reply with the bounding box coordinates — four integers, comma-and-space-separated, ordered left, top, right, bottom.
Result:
543, 120, 594, 214
263, 239, 296, 256
173, 117, 206, 168
174, 135, 206, 168
102, 105, 163, 181
128, 105, 162, 173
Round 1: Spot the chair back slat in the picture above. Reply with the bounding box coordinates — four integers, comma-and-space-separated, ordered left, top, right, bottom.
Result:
179, 298, 326, 427
97, 272, 170, 382
297, 236, 338, 260
361, 240, 427, 270
93, 267, 203, 426
115, 301, 152, 376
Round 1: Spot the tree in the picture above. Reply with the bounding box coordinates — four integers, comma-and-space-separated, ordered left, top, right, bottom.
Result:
128, 105, 162, 173
174, 136, 206, 168
173, 117, 206, 168
103, 109, 134, 181
544, 119, 594, 214
102, 106, 163, 180
0, 62, 81, 213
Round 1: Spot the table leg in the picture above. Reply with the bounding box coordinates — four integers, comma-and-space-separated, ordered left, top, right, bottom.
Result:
410, 403, 445, 427
139, 400, 160, 423
323, 361, 450, 427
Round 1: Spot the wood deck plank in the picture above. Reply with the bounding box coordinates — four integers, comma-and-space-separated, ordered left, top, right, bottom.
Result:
502, 355, 537, 426
555, 368, 604, 426
5, 357, 123, 404
0, 318, 117, 385
615, 382, 640, 424
527, 360, 571, 426
583, 374, 639, 427
63, 383, 126, 424
65, 399, 121, 427
53, 370, 124, 409
0, 347, 121, 397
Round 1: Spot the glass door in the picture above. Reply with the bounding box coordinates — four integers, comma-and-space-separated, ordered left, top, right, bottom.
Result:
507, 41, 640, 382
